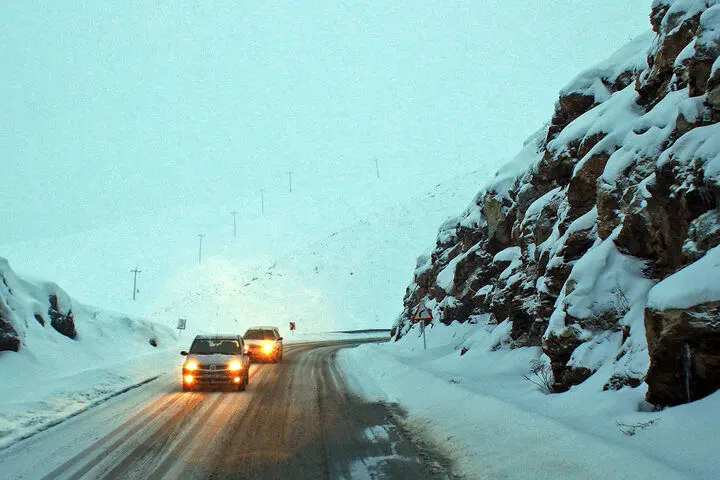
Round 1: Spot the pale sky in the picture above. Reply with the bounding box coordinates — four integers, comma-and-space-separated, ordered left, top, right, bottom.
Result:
1, 0, 650, 243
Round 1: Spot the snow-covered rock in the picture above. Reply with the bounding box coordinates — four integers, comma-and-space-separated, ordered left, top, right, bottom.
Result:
0, 255, 173, 363
397, 0, 720, 406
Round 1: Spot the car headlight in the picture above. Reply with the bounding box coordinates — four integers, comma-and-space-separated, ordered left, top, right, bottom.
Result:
228, 360, 243, 371
184, 360, 198, 371
262, 343, 274, 354
243, 345, 250, 354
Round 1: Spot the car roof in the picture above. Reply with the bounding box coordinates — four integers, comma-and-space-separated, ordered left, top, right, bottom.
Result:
193, 334, 242, 340
244, 326, 279, 331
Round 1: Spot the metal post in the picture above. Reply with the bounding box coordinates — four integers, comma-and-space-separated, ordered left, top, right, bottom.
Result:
261, 189, 265, 215
375, 158, 380, 179
231, 211, 238, 237
131, 268, 141, 301
197, 234, 205, 264
288, 171, 293, 193
684, 343, 692, 403
421, 321, 427, 350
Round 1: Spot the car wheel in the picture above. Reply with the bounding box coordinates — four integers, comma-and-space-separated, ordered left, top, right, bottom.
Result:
237, 378, 246, 392
182, 384, 191, 392
244, 370, 250, 385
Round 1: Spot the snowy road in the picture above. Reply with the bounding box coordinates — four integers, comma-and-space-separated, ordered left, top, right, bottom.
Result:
0, 339, 455, 480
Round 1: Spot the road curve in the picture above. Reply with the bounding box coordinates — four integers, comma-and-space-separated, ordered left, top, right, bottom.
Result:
0, 339, 457, 479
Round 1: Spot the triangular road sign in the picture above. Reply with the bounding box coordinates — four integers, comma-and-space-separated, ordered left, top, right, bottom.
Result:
412, 303, 433, 323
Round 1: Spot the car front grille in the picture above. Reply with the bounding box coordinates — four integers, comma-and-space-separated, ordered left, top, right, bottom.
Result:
191, 365, 237, 383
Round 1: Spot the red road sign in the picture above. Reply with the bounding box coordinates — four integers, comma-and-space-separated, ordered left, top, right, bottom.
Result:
411, 304, 433, 323
289, 321, 296, 331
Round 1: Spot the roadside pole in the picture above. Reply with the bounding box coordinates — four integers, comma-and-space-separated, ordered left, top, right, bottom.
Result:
421, 320, 427, 350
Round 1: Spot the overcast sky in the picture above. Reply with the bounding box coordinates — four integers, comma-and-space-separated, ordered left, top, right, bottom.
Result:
1, 0, 650, 243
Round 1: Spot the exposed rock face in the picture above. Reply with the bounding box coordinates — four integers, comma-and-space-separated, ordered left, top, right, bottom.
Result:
397, 1, 720, 402
645, 301, 720, 406
0, 273, 21, 352
49, 294, 77, 340
0, 302, 21, 352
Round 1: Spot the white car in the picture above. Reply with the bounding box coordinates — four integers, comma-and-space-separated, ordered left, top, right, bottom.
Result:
180, 335, 251, 391
242, 327, 284, 363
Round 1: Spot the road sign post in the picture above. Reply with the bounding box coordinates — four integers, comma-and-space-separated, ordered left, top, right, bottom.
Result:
177, 318, 187, 335
411, 303, 433, 350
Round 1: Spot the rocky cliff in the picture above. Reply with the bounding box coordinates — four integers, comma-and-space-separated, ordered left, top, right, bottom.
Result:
396, 0, 720, 407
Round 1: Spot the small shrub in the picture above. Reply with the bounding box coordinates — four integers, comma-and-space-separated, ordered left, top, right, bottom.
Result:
523, 358, 554, 394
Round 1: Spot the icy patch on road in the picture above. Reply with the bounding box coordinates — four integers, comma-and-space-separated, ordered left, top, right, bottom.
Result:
346, 455, 416, 480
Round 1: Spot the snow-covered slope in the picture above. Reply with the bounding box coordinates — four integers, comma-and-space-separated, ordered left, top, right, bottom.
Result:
0, 256, 172, 359
397, 0, 720, 408
0, 257, 175, 446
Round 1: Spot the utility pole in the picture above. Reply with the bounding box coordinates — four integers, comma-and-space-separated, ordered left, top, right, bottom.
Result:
260, 189, 265, 215
130, 267, 141, 301
288, 171, 293, 193
197, 234, 205, 264
375, 158, 380, 179
231, 211, 238, 237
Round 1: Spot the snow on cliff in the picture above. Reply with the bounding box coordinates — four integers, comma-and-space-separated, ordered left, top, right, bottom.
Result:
397, 0, 720, 407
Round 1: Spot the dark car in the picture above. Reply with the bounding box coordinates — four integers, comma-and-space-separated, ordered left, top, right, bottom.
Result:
180, 335, 251, 391
242, 327, 283, 363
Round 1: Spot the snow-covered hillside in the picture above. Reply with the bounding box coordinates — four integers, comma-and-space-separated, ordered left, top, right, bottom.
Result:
398, 0, 720, 408
0, 257, 175, 447
3, 168, 491, 336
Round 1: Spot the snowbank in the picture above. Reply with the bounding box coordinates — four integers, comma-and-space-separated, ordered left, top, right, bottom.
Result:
339, 319, 719, 479
0, 257, 177, 449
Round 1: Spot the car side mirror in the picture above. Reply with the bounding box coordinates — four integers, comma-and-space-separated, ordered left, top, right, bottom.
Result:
180, 351, 188, 356
278, 337, 283, 341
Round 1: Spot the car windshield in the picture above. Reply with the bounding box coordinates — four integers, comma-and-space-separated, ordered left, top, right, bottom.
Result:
189, 339, 241, 355
244, 330, 275, 340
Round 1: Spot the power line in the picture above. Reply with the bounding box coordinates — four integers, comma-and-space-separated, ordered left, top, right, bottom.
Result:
130, 267, 141, 301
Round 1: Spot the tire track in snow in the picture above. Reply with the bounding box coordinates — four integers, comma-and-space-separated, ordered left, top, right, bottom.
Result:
39, 391, 185, 480
94, 392, 213, 479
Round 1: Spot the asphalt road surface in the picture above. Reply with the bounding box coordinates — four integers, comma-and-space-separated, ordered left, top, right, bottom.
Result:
0, 340, 458, 479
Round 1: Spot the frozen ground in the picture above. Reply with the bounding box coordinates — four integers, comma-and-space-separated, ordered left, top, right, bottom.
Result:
338, 317, 720, 479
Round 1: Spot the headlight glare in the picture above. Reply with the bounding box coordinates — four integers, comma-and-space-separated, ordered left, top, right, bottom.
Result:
228, 360, 243, 371
184, 360, 198, 371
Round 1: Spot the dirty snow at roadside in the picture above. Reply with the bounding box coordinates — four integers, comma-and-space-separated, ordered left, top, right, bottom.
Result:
338, 318, 720, 479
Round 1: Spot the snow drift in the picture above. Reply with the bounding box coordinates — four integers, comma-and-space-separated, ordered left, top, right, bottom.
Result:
0, 256, 176, 447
